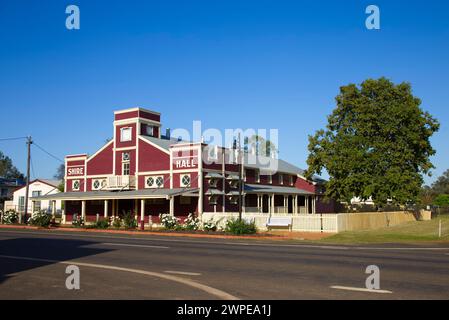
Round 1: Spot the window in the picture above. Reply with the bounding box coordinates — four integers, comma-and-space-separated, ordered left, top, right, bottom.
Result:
122, 152, 130, 161
72, 180, 80, 191
145, 176, 164, 189
279, 174, 283, 185
268, 174, 273, 184
145, 125, 154, 136
289, 175, 294, 186
255, 169, 260, 183
209, 195, 219, 205
122, 162, 130, 176
208, 178, 219, 188
155, 176, 164, 188
92, 179, 106, 190
120, 127, 132, 142
180, 174, 191, 187
18, 196, 25, 212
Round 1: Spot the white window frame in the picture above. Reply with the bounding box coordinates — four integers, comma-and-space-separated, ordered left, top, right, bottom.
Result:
72, 180, 80, 191
289, 175, 294, 186
122, 152, 130, 161
208, 195, 219, 205
92, 179, 106, 190
279, 173, 284, 185
122, 162, 130, 176
145, 125, 154, 136
120, 127, 132, 142
268, 174, 273, 184
145, 175, 164, 189
180, 174, 191, 187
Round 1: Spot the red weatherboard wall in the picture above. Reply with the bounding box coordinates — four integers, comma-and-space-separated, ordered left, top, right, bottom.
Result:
66, 160, 85, 167
114, 110, 161, 123
86, 143, 114, 176
65, 178, 85, 192
139, 140, 170, 172
295, 177, 316, 193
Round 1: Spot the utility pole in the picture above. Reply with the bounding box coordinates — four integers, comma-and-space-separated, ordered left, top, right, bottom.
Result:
238, 133, 243, 221
23, 136, 32, 224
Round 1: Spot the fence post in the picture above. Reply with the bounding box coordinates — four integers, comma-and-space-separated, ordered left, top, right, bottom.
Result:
439, 219, 442, 238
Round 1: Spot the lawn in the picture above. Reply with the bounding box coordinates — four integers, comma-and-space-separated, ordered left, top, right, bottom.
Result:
321, 214, 449, 244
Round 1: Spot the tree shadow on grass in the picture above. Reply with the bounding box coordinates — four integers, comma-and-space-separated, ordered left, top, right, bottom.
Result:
0, 237, 113, 285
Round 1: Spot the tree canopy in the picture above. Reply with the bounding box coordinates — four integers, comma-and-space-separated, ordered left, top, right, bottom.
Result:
305, 78, 439, 207
0, 151, 24, 180
430, 169, 449, 195
244, 135, 277, 157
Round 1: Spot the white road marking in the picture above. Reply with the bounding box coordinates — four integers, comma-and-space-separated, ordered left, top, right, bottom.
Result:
164, 270, 202, 276
0, 254, 238, 300
330, 286, 393, 294
101, 242, 169, 249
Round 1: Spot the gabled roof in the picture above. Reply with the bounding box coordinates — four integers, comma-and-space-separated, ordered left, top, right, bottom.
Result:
13, 179, 62, 193
139, 135, 185, 151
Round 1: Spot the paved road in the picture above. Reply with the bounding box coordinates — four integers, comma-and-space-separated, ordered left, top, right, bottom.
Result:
0, 229, 448, 299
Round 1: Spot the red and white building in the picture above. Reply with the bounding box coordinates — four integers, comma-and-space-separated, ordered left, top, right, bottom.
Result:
35, 107, 334, 224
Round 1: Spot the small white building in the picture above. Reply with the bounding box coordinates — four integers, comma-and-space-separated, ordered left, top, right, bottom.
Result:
11, 179, 62, 214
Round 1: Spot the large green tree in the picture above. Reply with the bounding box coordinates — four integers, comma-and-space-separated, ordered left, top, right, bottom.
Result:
305, 78, 439, 207
0, 151, 24, 180
430, 169, 449, 195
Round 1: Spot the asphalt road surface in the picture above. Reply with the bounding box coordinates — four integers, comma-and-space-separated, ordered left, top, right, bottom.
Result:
0, 229, 448, 300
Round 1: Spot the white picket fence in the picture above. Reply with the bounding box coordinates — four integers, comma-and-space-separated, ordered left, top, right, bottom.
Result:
202, 212, 339, 233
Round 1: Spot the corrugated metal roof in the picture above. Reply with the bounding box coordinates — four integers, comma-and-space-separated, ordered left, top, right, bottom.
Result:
31, 188, 199, 200
244, 184, 314, 195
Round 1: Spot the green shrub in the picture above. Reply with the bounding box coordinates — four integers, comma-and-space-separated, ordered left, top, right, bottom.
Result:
112, 217, 122, 229
184, 213, 201, 231
159, 213, 179, 230
94, 219, 110, 229
123, 211, 137, 230
2, 209, 19, 224
225, 218, 257, 235
28, 211, 52, 227
202, 218, 219, 232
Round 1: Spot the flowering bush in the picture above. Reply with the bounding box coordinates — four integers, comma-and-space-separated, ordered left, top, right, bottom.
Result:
28, 211, 52, 227
202, 218, 219, 232
72, 214, 84, 227
2, 209, 19, 224
159, 213, 179, 230
184, 213, 201, 231
112, 217, 122, 229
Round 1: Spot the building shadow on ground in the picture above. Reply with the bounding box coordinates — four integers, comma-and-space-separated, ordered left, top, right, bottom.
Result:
0, 237, 113, 285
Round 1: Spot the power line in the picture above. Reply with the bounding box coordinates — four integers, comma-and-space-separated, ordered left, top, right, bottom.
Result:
0, 136, 28, 142
33, 142, 64, 163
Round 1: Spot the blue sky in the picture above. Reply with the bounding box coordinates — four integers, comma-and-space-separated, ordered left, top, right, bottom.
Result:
0, 0, 448, 185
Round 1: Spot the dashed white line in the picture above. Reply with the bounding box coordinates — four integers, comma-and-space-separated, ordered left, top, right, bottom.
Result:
164, 271, 202, 276
101, 242, 169, 249
330, 286, 393, 294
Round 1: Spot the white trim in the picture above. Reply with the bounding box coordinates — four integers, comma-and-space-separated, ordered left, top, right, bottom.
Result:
86, 140, 113, 163
138, 170, 171, 175
120, 127, 133, 142
115, 146, 137, 152
65, 156, 88, 162
114, 107, 161, 116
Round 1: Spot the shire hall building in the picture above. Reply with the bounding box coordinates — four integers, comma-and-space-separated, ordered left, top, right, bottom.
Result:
34, 107, 334, 225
